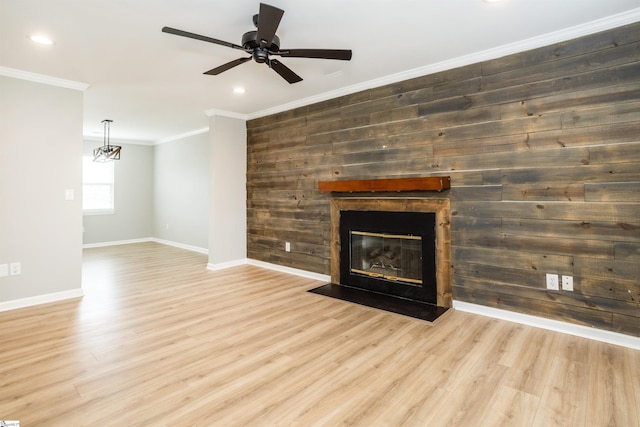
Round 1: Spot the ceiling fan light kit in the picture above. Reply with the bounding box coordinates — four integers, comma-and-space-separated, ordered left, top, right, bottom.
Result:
162, 3, 352, 83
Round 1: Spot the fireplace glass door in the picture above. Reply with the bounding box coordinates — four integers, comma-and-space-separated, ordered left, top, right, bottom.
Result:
350, 231, 422, 286
339, 210, 437, 304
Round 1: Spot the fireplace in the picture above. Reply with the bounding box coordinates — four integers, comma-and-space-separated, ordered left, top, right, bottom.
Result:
328, 198, 452, 309
340, 210, 437, 304
310, 179, 452, 320
308, 197, 451, 320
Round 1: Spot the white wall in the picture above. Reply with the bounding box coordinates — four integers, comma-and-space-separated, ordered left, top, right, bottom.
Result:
82, 141, 154, 244
208, 115, 247, 267
153, 132, 208, 250
0, 76, 84, 304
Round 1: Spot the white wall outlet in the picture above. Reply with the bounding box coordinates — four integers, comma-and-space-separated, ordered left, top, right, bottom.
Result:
285, 242, 291, 252
0, 264, 8, 277
546, 273, 559, 290
9, 262, 21, 276
562, 275, 574, 291
65, 188, 75, 201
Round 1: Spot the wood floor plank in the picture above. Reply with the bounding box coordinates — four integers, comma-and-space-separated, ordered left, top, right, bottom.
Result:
0, 242, 638, 426
478, 385, 541, 427
586, 342, 640, 427
531, 355, 588, 426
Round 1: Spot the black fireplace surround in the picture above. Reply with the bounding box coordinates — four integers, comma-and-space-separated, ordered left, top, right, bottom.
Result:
339, 210, 437, 305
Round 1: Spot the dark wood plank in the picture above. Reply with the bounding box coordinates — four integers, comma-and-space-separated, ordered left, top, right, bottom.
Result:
452, 246, 574, 272
585, 182, 640, 202
451, 229, 615, 259
453, 284, 616, 331
614, 242, 640, 261
453, 201, 640, 222
453, 270, 639, 316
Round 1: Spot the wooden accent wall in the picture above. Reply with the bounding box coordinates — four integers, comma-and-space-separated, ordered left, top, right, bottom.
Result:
247, 22, 640, 336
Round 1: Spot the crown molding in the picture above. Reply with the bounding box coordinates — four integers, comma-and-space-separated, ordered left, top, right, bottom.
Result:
204, 109, 249, 120
155, 127, 209, 144
0, 66, 89, 91
83, 135, 155, 146
247, 8, 640, 120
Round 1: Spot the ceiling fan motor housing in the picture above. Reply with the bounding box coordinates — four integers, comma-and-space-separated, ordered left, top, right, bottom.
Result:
242, 30, 280, 52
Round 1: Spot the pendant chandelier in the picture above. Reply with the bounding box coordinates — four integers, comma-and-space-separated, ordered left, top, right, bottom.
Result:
93, 119, 122, 162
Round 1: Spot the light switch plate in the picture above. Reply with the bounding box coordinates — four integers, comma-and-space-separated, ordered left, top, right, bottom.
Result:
562, 275, 574, 291
9, 262, 21, 275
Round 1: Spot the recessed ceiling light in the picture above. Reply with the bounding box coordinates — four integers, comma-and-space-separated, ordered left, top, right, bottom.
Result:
29, 35, 54, 45
233, 87, 246, 94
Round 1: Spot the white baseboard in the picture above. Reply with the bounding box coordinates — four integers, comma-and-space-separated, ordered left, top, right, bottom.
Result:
0, 288, 84, 312
205, 258, 329, 282
150, 238, 208, 254
247, 259, 331, 282
83, 237, 208, 255
83, 238, 153, 249
207, 259, 249, 271
453, 301, 640, 350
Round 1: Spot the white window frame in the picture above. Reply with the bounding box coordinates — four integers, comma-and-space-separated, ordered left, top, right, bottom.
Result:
82, 156, 115, 215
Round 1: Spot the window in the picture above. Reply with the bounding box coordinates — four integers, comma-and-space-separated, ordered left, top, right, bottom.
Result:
82, 156, 115, 214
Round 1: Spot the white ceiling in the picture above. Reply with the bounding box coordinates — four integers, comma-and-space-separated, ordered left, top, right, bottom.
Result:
2, 0, 640, 143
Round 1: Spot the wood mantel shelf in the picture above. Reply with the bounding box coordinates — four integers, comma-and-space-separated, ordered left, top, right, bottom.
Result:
318, 176, 451, 193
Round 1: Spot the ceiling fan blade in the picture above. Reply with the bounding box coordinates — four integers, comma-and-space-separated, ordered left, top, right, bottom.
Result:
255, 3, 284, 48
162, 26, 246, 51
269, 59, 302, 84
204, 57, 252, 75
277, 49, 352, 60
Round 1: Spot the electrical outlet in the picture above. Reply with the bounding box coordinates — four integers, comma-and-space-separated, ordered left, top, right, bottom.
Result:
546, 273, 559, 290
562, 275, 574, 291
285, 242, 291, 252
9, 262, 21, 276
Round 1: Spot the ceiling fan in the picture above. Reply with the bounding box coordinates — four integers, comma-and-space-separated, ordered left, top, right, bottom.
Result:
162, 2, 352, 84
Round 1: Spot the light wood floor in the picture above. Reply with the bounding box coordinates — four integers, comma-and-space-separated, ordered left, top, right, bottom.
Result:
1, 242, 638, 426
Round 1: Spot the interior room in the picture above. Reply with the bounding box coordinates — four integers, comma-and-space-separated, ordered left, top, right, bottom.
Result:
1, 0, 639, 424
